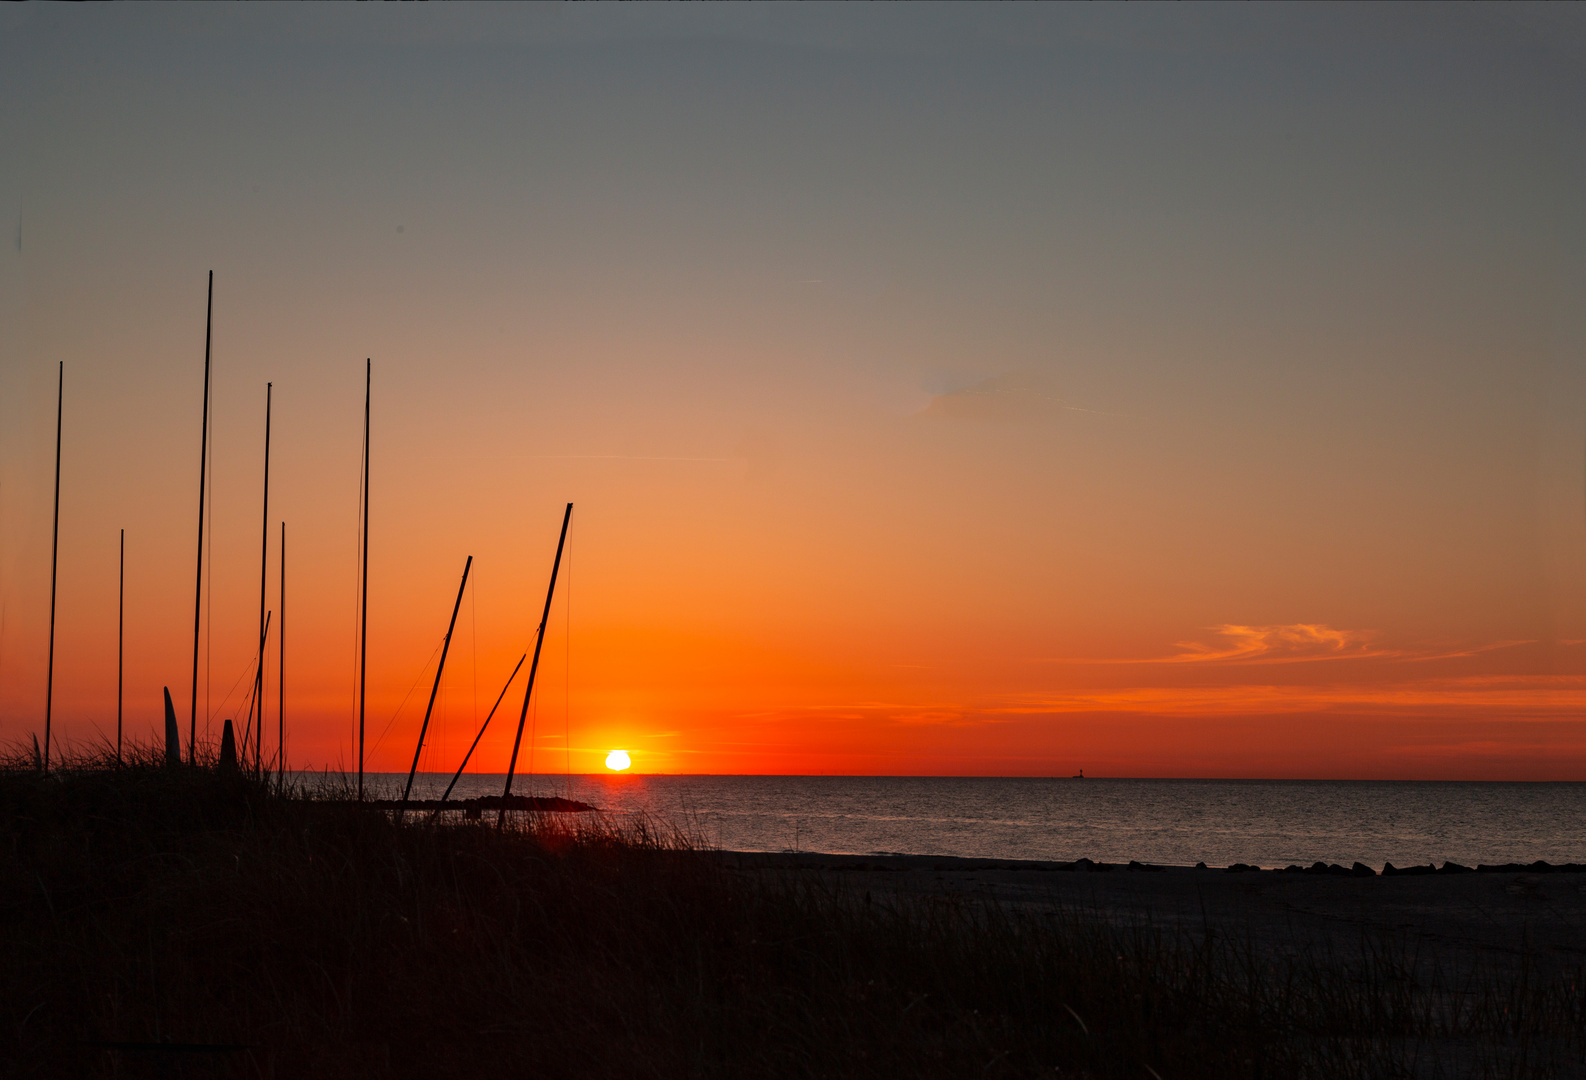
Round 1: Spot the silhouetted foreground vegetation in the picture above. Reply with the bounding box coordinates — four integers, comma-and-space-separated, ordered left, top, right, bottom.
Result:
3, 745, 1582, 1078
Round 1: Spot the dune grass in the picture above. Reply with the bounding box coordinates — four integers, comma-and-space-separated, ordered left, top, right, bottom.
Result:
1, 744, 1581, 1078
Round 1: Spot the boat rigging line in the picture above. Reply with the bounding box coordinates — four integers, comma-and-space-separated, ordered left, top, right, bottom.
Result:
437, 653, 527, 809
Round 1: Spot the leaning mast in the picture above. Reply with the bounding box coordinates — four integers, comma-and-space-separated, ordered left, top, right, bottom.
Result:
188, 272, 213, 764
253, 383, 272, 775
278, 520, 285, 785
42, 362, 62, 773
500, 503, 573, 826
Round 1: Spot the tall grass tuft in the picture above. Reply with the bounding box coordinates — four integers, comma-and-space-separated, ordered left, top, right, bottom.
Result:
0, 751, 1580, 1078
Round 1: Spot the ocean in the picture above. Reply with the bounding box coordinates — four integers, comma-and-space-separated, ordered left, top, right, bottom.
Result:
353, 773, 1586, 870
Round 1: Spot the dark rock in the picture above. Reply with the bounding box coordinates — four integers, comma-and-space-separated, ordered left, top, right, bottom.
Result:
1225, 863, 1260, 873
1439, 861, 1473, 874
1350, 862, 1376, 877
1194, 861, 1207, 870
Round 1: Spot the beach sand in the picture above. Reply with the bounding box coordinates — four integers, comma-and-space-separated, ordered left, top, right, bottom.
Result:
726, 852, 1586, 979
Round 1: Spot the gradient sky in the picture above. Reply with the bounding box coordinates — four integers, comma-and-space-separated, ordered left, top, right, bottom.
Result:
3, 4, 1585, 778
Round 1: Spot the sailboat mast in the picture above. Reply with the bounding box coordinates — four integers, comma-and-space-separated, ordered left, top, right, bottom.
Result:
499, 503, 573, 826
400, 555, 473, 817
241, 611, 272, 760
189, 271, 213, 765
117, 528, 124, 767
254, 383, 271, 775
357, 359, 370, 799
278, 520, 285, 785
438, 653, 525, 806
43, 362, 62, 773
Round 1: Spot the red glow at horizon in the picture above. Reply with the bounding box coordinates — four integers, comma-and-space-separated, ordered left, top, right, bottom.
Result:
3, 6, 1582, 781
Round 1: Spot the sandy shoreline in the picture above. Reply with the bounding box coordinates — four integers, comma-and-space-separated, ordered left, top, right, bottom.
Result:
725, 851, 1586, 977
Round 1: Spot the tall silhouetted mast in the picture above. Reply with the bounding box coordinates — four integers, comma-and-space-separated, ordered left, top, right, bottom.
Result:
253, 384, 272, 775
188, 271, 213, 765
500, 503, 573, 826
357, 359, 371, 799
43, 361, 62, 773
400, 556, 473, 819
117, 528, 124, 767
278, 520, 285, 786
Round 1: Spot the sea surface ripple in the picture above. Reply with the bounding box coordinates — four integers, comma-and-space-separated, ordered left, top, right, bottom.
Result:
358, 773, 1586, 869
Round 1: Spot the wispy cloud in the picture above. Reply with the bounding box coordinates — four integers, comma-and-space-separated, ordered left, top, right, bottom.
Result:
730, 671, 1586, 730
1163, 623, 1386, 664
1041, 625, 1533, 666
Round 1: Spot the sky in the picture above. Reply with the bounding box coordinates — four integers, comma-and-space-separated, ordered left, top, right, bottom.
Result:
2, 3, 1585, 779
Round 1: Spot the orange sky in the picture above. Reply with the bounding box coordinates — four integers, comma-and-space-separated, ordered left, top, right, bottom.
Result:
3, 6, 1585, 778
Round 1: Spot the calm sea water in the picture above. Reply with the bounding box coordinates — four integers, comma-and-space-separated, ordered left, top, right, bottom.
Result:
349, 773, 1586, 870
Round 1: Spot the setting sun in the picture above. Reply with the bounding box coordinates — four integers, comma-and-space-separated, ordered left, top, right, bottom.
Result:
604, 750, 632, 772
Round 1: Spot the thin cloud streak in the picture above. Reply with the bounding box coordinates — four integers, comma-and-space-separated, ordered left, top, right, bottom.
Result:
743, 677, 1586, 727
996, 678, 1586, 718
1036, 625, 1536, 666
